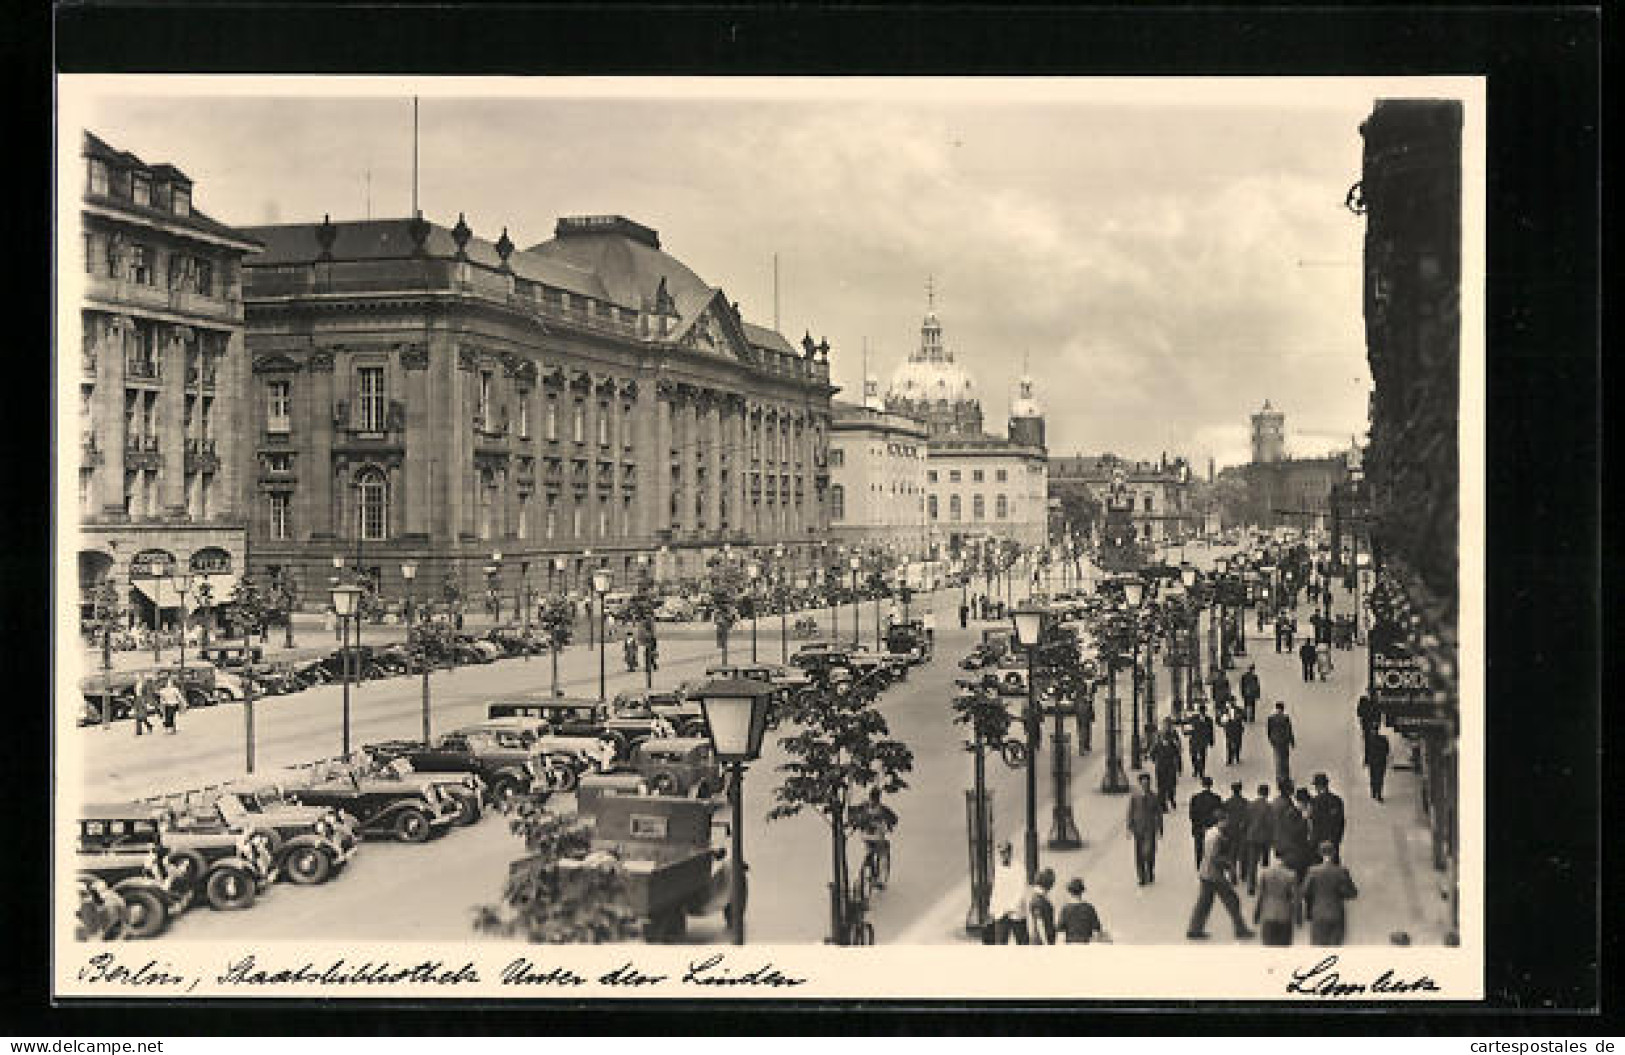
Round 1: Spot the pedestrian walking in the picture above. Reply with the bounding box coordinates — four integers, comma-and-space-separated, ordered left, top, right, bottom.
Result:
1240, 664, 1261, 722
989, 841, 1029, 944
1078, 694, 1095, 753
157, 675, 185, 734
1309, 773, 1346, 863
623, 631, 638, 672
1364, 731, 1390, 802
1185, 818, 1255, 941
958, 601, 969, 629
1222, 706, 1245, 765
1186, 705, 1214, 779
1298, 639, 1317, 683
1355, 693, 1379, 741
1277, 789, 1317, 882
1058, 877, 1106, 943
1126, 773, 1163, 885
1316, 640, 1333, 680
1188, 776, 1223, 869
1210, 667, 1233, 711
1028, 868, 1058, 946
131, 674, 154, 736
1285, 613, 1298, 650
921, 610, 936, 647
1253, 856, 1302, 946
1150, 726, 1182, 813
643, 635, 659, 674
1223, 780, 1249, 830
1274, 613, 1289, 653
1302, 842, 1359, 945
1266, 701, 1295, 783
1242, 782, 1274, 894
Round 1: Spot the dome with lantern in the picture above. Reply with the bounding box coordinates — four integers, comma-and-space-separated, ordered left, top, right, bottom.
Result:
884, 293, 985, 439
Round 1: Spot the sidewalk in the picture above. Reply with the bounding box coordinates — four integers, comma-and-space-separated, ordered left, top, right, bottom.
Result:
895, 596, 1454, 946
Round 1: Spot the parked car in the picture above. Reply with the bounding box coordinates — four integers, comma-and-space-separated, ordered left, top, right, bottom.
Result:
366, 731, 537, 807
654, 596, 697, 622
147, 785, 358, 886
486, 698, 661, 758
884, 620, 932, 665
199, 644, 264, 671
529, 734, 618, 792
87, 802, 273, 913
613, 689, 705, 739
351, 753, 486, 825
629, 737, 723, 799
279, 768, 459, 843
74, 806, 190, 939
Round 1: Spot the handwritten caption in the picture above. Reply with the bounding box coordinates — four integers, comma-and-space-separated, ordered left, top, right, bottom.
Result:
75, 951, 806, 994
1285, 955, 1441, 998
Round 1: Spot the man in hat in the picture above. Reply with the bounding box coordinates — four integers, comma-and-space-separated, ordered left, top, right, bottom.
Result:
1302, 841, 1359, 945
1266, 701, 1295, 784
1125, 773, 1163, 885
1149, 722, 1183, 813
1364, 730, 1391, 802
1187, 776, 1224, 870
1221, 705, 1246, 765
1240, 663, 1262, 722
1186, 704, 1214, 780
1185, 816, 1255, 942
1242, 782, 1275, 895
1309, 773, 1347, 863
1058, 877, 1105, 943
1223, 780, 1250, 832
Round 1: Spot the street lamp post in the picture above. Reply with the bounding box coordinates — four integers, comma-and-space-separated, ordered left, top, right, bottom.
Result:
790, 576, 807, 664
403, 562, 430, 743
746, 559, 761, 663
592, 566, 612, 702
519, 560, 531, 653
848, 554, 862, 650
697, 678, 774, 945
1100, 608, 1131, 794
330, 583, 363, 756
1123, 579, 1145, 769
1010, 604, 1047, 884
331, 555, 345, 642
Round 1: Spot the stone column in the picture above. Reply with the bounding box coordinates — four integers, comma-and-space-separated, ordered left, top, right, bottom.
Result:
706, 392, 723, 536
306, 349, 335, 539
402, 343, 431, 538
215, 331, 245, 525
96, 313, 128, 517
160, 325, 188, 517
680, 388, 698, 535
653, 383, 673, 536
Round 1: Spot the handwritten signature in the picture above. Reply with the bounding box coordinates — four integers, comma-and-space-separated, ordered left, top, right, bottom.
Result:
1286, 955, 1441, 998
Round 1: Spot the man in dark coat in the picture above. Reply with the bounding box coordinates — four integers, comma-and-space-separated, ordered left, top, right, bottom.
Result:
1274, 614, 1289, 653
1221, 706, 1245, 765
1266, 702, 1295, 783
1302, 842, 1359, 945
1309, 773, 1347, 863
1185, 705, 1214, 780
1355, 693, 1379, 741
1275, 789, 1317, 882
1298, 639, 1318, 683
959, 601, 969, 629
1240, 664, 1262, 722
1188, 776, 1224, 869
1242, 782, 1274, 894
1364, 731, 1390, 802
1223, 780, 1250, 830
1125, 773, 1164, 885
1150, 724, 1183, 813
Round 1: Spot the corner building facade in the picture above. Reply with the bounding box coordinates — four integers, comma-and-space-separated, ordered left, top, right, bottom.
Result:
241, 214, 835, 605
75, 132, 261, 629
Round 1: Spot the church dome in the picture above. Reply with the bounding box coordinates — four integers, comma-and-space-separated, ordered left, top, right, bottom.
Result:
886, 356, 978, 405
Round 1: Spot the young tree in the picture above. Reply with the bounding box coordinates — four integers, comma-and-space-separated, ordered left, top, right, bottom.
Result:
703, 558, 745, 664
770, 681, 914, 943
473, 798, 641, 943
536, 595, 575, 697
226, 574, 268, 642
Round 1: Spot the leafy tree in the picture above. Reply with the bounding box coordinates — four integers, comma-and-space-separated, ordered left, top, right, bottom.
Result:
473, 799, 641, 944
704, 558, 746, 663
770, 682, 914, 943
536, 595, 575, 696
226, 574, 268, 641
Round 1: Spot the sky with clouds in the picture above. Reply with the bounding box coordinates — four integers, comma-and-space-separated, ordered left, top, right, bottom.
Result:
71, 78, 1386, 470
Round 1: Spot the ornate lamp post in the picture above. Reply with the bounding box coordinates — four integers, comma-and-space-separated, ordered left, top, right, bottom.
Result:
697, 677, 774, 945
1123, 578, 1146, 769
1009, 603, 1048, 884
331, 555, 345, 642
402, 562, 432, 742
330, 582, 364, 756
848, 553, 862, 649
592, 566, 613, 702
1099, 605, 1132, 794
519, 559, 531, 644
790, 576, 807, 663
773, 544, 788, 663
193, 576, 214, 649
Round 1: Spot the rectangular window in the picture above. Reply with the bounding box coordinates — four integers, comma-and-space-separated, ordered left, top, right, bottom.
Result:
928, 494, 939, 520
622, 405, 634, 449
598, 403, 610, 446
598, 501, 609, 537
948, 470, 961, 483
830, 485, 845, 521
972, 469, 984, 483
172, 186, 191, 217
572, 504, 583, 538
267, 380, 291, 433
357, 367, 386, 431
131, 174, 151, 207
996, 494, 1009, 519
545, 496, 558, 540
517, 494, 530, 539
265, 452, 293, 472
83, 232, 103, 275
973, 494, 985, 520
830, 448, 845, 468
478, 370, 493, 429
516, 394, 530, 438
996, 469, 1008, 482
926, 468, 936, 482
193, 259, 213, 296
87, 158, 109, 195
128, 244, 153, 285
546, 397, 558, 440
572, 401, 585, 443
949, 494, 962, 521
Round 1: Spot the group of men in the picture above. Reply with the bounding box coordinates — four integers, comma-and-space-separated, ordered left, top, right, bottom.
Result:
130, 671, 186, 735
1144, 663, 1267, 814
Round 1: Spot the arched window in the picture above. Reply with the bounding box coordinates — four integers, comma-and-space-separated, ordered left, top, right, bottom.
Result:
356, 468, 388, 541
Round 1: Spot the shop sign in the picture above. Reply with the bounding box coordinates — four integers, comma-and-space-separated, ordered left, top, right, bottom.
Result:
1369, 621, 1452, 725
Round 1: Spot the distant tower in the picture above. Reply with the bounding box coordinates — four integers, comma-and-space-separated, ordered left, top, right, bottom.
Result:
1251, 399, 1286, 463
1008, 358, 1046, 449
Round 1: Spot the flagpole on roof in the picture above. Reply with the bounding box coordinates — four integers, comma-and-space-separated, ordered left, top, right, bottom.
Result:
412, 96, 419, 218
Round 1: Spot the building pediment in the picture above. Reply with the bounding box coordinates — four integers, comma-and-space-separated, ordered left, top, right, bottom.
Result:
252, 353, 301, 374
675, 292, 753, 364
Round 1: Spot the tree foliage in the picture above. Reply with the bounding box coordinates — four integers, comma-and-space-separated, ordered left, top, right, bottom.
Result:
704, 559, 745, 635
473, 800, 642, 944
535, 596, 576, 646
952, 682, 1012, 747
770, 682, 914, 835
226, 574, 268, 634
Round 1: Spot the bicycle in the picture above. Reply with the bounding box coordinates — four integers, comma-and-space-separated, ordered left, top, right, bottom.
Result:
840, 880, 875, 946
858, 835, 891, 895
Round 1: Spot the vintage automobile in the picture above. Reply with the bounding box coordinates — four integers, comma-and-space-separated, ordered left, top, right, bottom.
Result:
148, 813, 276, 912
199, 643, 264, 672
628, 737, 723, 799
74, 807, 190, 939
75, 875, 128, 941
367, 730, 536, 807
279, 767, 459, 843
884, 619, 932, 665
452, 716, 551, 747
574, 772, 650, 813
552, 793, 741, 943
147, 785, 358, 886
612, 689, 704, 738
298, 756, 485, 828
528, 734, 618, 792
789, 641, 859, 682
653, 596, 697, 622
485, 697, 664, 757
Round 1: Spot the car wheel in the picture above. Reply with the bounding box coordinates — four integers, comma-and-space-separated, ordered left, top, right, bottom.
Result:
204, 867, 257, 911
648, 771, 678, 796
452, 792, 482, 825
113, 886, 168, 939
680, 721, 706, 739
394, 807, 433, 843
550, 763, 579, 793
282, 845, 332, 886
487, 777, 520, 809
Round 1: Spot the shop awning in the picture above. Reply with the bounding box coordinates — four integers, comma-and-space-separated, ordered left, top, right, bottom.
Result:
130, 578, 182, 609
